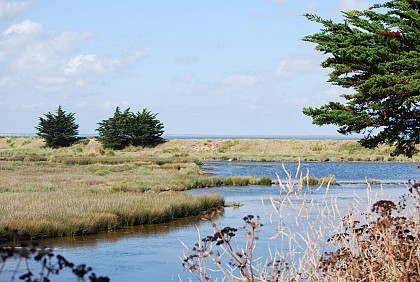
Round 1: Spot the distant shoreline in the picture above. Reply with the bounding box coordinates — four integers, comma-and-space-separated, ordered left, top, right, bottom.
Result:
0, 133, 361, 140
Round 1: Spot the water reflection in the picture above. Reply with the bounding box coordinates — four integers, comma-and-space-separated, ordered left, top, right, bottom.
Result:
203, 161, 419, 182
41, 213, 223, 248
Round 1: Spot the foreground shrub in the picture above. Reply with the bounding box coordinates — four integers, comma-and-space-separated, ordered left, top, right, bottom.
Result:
0, 240, 109, 281
320, 186, 420, 281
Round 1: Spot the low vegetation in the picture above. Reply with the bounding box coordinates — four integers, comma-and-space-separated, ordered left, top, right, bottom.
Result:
150, 138, 419, 162
0, 192, 223, 242
0, 137, 273, 243
302, 175, 337, 186
1, 244, 110, 281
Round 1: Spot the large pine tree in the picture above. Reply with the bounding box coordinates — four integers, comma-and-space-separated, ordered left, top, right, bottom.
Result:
303, 0, 419, 157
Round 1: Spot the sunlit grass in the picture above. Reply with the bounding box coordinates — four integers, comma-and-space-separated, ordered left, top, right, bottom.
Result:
0, 191, 223, 241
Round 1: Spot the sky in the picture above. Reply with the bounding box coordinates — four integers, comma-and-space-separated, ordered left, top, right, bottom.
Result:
0, 0, 382, 136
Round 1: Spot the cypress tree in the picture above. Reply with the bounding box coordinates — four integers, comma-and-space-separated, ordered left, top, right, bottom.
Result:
35, 105, 79, 148
303, 0, 420, 157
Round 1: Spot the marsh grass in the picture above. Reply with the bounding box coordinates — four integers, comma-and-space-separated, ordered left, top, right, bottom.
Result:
302, 175, 337, 186
0, 137, 228, 242
1, 137, 418, 162
0, 191, 223, 241
189, 175, 273, 189
1, 137, 417, 243
150, 139, 419, 162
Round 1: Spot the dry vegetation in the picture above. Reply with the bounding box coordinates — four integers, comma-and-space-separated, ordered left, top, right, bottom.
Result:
143, 138, 420, 162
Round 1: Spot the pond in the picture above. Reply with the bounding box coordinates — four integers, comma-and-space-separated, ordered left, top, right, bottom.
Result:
2, 162, 418, 281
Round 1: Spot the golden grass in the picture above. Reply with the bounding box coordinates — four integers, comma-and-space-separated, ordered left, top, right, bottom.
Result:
0, 190, 223, 241
144, 139, 420, 162
1, 136, 418, 162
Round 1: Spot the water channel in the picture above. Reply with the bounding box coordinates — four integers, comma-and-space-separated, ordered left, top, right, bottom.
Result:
2, 161, 419, 281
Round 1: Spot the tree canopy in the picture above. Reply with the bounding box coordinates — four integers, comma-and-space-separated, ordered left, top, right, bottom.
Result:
96, 107, 164, 150
302, 0, 420, 157
35, 105, 79, 148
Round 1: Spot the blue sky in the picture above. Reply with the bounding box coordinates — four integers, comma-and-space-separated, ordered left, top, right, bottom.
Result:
0, 0, 380, 136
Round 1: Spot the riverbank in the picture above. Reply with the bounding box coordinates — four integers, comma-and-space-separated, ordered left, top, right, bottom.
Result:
0, 137, 418, 242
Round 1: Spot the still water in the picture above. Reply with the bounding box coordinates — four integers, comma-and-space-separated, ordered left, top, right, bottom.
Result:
202, 161, 419, 182
2, 162, 418, 281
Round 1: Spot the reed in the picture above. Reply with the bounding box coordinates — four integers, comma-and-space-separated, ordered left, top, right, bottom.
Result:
0, 191, 224, 241
302, 175, 337, 186
189, 175, 273, 189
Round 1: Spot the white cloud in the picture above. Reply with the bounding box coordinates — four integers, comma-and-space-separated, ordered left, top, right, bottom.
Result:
338, 0, 371, 11
222, 74, 259, 89
0, 0, 31, 23
63, 54, 113, 75
174, 55, 197, 65
275, 57, 319, 77
18, 102, 41, 109
270, 0, 289, 4
0, 75, 17, 87
0, 18, 144, 95
3, 19, 42, 36
172, 73, 195, 83
122, 46, 147, 63
305, 1, 319, 12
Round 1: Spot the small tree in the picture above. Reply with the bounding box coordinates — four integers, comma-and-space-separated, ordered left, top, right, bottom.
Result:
302, 0, 420, 157
35, 105, 79, 148
96, 107, 164, 150
96, 107, 131, 150
128, 109, 164, 147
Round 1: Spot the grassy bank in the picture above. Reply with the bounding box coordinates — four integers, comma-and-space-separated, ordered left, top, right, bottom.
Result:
149, 138, 420, 162
0, 137, 269, 242
0, 191, 223, 242
1, 136, 418, 162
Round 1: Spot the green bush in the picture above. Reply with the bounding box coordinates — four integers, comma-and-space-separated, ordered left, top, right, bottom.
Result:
96, 107, 164, 150
35, 105, 79, 148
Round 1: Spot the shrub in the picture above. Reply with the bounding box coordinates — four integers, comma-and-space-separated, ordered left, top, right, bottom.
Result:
96, 107, 164, 150
0, 240, 109, 281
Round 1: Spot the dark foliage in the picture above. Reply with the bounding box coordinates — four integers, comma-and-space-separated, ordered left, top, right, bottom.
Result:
0, 240, 109, 281
96, 107, 164, 150
303, 0, 420, 157
35, 105, 79, 148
